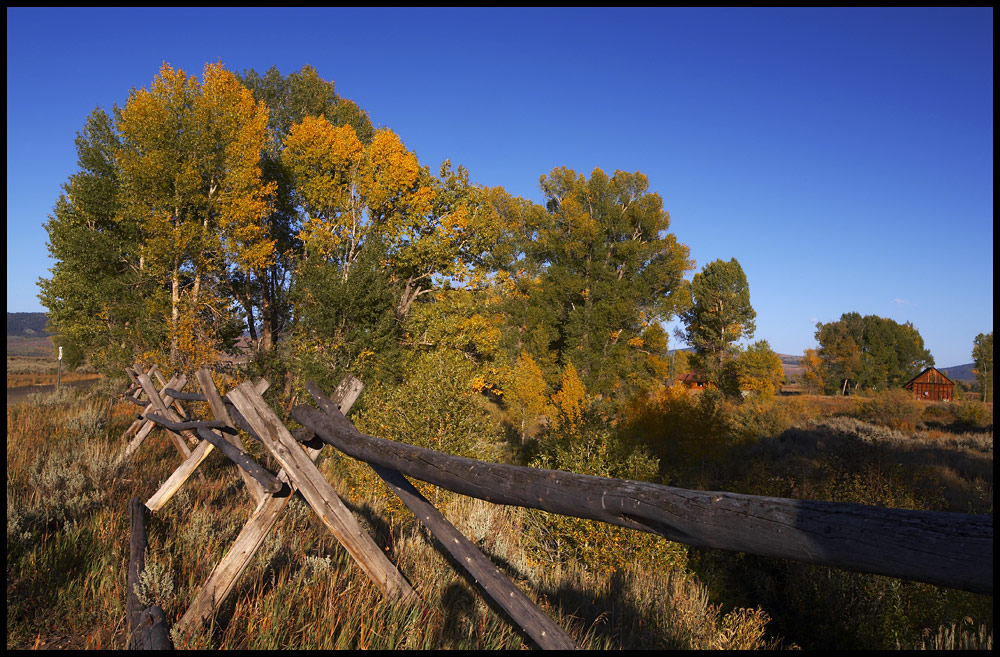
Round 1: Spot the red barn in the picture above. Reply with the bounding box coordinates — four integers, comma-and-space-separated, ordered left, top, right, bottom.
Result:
678, 371, 707, 390
902, 367, 955, 401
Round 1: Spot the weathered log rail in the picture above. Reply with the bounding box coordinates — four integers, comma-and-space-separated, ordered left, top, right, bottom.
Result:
116, 364, 992, 651
293, 401, 993, 596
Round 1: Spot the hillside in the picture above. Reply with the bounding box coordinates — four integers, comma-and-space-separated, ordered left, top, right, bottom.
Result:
7, 312, 49, 337
939, 363, 976, 383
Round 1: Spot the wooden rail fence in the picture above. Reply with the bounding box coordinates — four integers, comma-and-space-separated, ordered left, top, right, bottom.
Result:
118, 364, 993, 650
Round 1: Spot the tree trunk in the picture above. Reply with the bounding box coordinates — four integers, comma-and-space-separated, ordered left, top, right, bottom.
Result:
259, 268, 273, 353
171, 263, 179, 367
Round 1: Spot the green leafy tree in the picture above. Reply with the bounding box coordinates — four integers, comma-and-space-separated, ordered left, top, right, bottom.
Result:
39, 108, 166, 374
815, 313, 933, 393
972, 332, 993, 402
679, 258, 756, 384
513, 167, 692, 396
288, 236, 404, 387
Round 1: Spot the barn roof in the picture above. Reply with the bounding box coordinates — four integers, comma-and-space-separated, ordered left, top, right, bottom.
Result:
902, 367, 954, 389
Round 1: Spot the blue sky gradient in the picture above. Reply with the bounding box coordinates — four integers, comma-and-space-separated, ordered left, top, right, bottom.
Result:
6, 7, 993, 366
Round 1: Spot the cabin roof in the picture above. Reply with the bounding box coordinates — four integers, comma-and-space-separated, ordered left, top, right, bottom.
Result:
902, 367, 954, 389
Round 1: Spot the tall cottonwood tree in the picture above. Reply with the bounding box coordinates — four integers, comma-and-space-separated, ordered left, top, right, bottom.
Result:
815, 312, 933, 393
513, 167, 692, 396
116, 62, 275, 367
39, 108, 166, 373
678, 258, 756, 384
972, 331, 992, 402
236, 65, 375, 351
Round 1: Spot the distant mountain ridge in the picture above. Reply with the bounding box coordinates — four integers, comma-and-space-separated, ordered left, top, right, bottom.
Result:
939, 363, 976, 383
7, 312, 49, 337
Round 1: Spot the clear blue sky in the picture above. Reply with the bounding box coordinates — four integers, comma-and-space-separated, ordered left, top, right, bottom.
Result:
6, 7, 993, 367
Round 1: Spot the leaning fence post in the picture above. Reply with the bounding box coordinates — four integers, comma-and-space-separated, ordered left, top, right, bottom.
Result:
174, 376, 407, 639
226, 382, 417, 601
126, 497, 172, 650
304, 380, 580, 650
195, 368, 266, 504
116, 374, 189, 469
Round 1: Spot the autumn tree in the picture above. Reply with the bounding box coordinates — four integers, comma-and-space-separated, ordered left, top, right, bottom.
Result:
972, 332, 993, 402
678, 258, 756, 384
723, 340, 784, 397
116, 62, 275, 368
282, 117, 434, 285
397, 161, 526, 321
550, 362, 588, 438
233, 65, 375, 352
800, 348, 826, 394
506, 351, 552, 444
398, 163, 534, 395
512, 167, 692, 396
815, 313, 933, 393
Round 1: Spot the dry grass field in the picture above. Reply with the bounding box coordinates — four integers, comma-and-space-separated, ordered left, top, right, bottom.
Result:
5, 381, 993, 650
7, 354, 101, 389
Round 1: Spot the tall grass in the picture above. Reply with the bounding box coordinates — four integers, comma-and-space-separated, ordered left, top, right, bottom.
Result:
7, 383, 991, 650
7, 385, 782, 650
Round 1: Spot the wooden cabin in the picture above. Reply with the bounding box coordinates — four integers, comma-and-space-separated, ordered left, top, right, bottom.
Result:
678, 371, 708, 390
902, 367, 955, 401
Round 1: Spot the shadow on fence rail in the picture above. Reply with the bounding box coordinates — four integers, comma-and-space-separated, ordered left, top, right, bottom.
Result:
118, 365, 993, 650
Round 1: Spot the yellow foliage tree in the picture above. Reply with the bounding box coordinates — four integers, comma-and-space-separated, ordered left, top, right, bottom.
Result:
117, 61, 274, 367
506, 352, 552, 443
801, 348, 826, 394
730, 340, 784, 396
550, 362, 587, 437
283, 117, 433, 284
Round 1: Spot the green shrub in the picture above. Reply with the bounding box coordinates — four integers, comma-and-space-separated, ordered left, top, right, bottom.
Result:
854, 389, 923, 431
950, 401, 993, 431
525, 428, 688, 576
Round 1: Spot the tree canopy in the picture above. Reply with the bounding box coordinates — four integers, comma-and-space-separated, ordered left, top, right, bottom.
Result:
512, 167, 692, 395
815, 312, 933, 393
115, 61, 275, 367
44, 62, 710, 423
39, 107, 166, 371
678, 258, 755, 383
